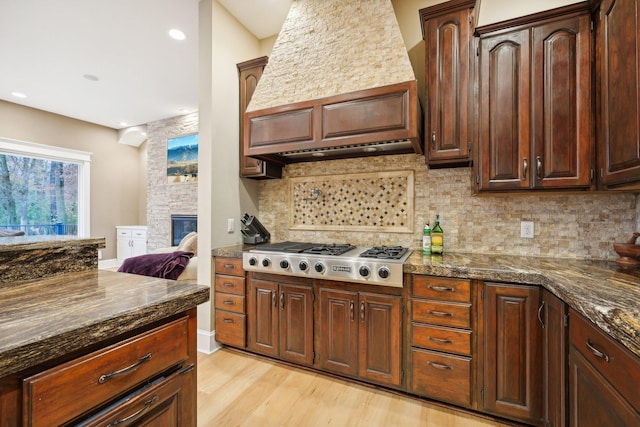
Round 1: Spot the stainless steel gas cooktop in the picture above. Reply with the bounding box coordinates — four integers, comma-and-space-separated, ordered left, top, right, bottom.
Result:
242, 241, 411, 287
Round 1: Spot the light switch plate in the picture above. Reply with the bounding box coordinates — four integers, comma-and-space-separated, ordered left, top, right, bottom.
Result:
227, 218, 234, 233
521, 221, 534, 238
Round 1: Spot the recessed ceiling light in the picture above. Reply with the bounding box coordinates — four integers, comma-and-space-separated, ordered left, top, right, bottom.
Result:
179, 108, 191, 113
169, 29, 186, 40
83, 74, 100, 82
120, 122, 128, 127
11, 92, 27, 99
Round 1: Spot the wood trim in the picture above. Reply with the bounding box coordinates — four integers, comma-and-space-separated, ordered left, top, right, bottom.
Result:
419, 0, 476, 37
474, 1, 592, 36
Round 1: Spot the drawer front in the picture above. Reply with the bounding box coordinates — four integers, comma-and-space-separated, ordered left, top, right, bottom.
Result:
413, 276, 471, 302
411, 348, 471, 408
132, 229, 146, 239
215, 292, 245, 314
412, 323, 471, 356
215, 310, 246, 348
23, 317, 189, 427
413, 300, 471, 329
215, 257, 243, 277
570, 309, 640, 410
214, 274, 245, 296
117, 229, 132, 238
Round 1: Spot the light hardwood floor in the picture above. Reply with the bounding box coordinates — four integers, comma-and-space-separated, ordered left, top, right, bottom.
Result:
197, 349, 513, 427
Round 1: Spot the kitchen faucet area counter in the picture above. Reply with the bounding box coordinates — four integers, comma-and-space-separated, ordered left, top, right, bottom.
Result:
404, 251, 640, 359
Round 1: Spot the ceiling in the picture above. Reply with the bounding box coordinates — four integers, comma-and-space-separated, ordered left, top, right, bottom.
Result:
0, 0, 291, 131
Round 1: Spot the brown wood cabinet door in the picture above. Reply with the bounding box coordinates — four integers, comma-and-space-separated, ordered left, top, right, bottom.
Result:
482, 283, 543, 424
597, 0, 640, 188
542, 290, 568, 427
425, 6, 473, 166
358, 293, 402, 387
238, 57, 281, 179
569, 347, 640, 427
532, 15, 593, 189
478, 28, 531, 190
318, 288, 358, 377
247, 278, 279, 357
279, 284, 314, 366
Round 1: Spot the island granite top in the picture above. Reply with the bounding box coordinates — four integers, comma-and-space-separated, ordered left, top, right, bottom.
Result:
0, 269, 210, 378
0, 235, 106, 252
213, 244, 640, 359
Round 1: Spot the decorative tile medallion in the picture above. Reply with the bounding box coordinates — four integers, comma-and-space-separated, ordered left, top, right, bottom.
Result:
289, 170, 414, 233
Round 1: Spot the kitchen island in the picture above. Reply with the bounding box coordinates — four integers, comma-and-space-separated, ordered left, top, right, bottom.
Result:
0, 237, 209, 426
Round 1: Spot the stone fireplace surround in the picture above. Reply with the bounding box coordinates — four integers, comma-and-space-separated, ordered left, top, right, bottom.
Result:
146, 113, 198, 251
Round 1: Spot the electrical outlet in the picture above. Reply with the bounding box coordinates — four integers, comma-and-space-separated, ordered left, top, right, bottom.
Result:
98, 250, 103, 260
521, 221, 534, 238
227, 218, 234, 233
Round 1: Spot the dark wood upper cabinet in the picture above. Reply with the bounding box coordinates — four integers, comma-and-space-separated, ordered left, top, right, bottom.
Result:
476, 7, 594, 191
237, 57, 282, 179
421, 0, 475, 167
596, 0, 640, 189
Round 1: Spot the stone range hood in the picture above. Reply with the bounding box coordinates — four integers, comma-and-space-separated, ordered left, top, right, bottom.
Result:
243, 0, 423, 163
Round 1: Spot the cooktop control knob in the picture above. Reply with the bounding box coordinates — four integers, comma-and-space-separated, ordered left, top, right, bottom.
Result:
314, 263, 325, 273
262, 258, 271, 267
359, 266, 371, 277
299, 261, 308, 271
378, 266, 390, 279
248, 257, 258, 266
279, 260, 289, 269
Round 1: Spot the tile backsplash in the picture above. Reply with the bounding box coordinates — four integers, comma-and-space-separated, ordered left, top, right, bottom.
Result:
258, 154, 638, 260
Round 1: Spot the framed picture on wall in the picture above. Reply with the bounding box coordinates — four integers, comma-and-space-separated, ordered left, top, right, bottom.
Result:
167, 133, 198, 183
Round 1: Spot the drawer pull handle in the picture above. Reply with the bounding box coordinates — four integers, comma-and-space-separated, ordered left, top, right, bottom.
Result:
428, 285, 455, 292
586, 339, 610, 362
222, 300, 235, 305
223, 283, 236, 288
223, 318, 235, 323
428, 336, 453, 344
428, 310, 453, 317
350, 301, 354, 321
99, 353, 152, 383
107, 395, 158, 426
427, 361, 453, 370
223, 264, 235, 269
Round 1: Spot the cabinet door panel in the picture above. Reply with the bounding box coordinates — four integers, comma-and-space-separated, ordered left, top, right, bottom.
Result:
479, 29, 531, 190
598, 0, 640, 187
542, 291, 568, 427
483, 283, 542, 423
318, 288, 358, 377
426, 7, 472, 163
358, 293, 402, 386
247, 279, 279, 357
569, 347, 640, 427
279, 284, 313, 366
532, 16, 592, 188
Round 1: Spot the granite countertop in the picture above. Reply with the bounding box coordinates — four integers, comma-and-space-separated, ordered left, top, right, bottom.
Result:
0, 270, 210, 378
212, 244, 640, 359
0, 235, 106, 252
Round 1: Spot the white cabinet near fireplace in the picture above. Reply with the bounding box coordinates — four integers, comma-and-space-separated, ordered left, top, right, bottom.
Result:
116, 225, 147, 263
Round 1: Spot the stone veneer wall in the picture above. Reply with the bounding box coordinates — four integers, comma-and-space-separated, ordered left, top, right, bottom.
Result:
259, 154, 639, 261
146, 113, 198, 251
247, 0, 415, 111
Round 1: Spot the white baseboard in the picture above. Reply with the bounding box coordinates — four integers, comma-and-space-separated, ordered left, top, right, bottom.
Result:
98, 258, 120, 270
197, 329, 222, 354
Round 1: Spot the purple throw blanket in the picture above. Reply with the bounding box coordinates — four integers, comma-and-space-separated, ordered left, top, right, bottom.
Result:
118, 251, 194, 280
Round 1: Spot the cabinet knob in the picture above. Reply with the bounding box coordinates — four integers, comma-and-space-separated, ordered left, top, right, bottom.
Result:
431, 131, 436, 149
523, 157, 528, 180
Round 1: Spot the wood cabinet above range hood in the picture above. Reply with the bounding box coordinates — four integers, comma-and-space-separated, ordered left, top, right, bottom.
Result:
243, 80, 423, 164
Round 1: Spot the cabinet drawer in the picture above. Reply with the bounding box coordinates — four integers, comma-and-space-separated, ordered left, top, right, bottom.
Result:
117, 229, 132, 238
413, 276, 471, 302
215, 310, 246, 348
413, 300, 471, 329
570, 309, 640, 410
215, 257, 244, 277
411, 348, 471, 408
214, 274, 245, 296
23, 317, 189, 427
215, 292, 245, 314
412, 323, 471, 356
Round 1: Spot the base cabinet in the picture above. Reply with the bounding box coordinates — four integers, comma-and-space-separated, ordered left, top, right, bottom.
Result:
317, 287, 402, 387
568, 308, 640, 427
247, 274, 314, 366
214, 257, 247, 348
116, 226, 148, 263
481, 282, 543, 425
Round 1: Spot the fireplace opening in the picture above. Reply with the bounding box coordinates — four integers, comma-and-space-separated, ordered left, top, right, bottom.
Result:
171, 215, 197, 246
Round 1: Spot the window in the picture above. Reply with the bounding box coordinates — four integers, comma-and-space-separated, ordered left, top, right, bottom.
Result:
0, 138, 91, 237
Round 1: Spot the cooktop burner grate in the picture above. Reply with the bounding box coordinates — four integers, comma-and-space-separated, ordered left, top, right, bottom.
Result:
359, 246, 408, 260
301, 244, 356, 256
